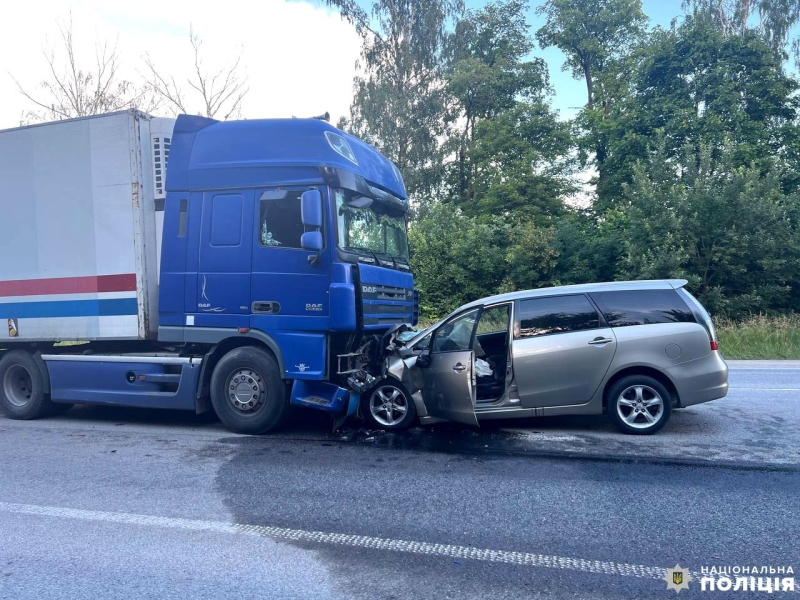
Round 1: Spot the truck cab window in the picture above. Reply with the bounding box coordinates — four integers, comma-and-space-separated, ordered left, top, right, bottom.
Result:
259, 191, 304, 248
335, 189, 409, 262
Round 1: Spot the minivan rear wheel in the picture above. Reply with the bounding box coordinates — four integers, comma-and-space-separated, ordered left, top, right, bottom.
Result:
607, 375, 671, 435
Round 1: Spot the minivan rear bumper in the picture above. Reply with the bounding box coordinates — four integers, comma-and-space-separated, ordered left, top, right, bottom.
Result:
668, 352, 729, 407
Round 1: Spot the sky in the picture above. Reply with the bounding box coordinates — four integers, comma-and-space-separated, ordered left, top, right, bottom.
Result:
0, 1, 697, 130
0, 0, 362, 129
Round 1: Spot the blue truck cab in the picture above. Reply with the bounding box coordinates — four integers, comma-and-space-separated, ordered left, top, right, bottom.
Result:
0, 112, 416, 435
156, 115, 416, 431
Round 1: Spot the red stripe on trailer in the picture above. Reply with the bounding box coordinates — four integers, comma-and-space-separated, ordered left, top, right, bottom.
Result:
0, 274, 137, 297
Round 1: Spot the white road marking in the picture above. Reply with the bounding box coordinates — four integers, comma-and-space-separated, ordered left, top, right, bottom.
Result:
0, 501, 670, 581
728, 367, 800, 371
729, 387, 800, 391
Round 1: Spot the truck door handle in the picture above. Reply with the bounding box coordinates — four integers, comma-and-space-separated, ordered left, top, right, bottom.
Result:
588, 337, 613, 346
252, 301, 281, 314
452, 363, 467, 372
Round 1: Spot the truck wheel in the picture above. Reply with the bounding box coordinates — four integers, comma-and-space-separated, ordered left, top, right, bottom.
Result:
0, 350, 52, 419
210, 347, 289, 434
361, 380, 416, 431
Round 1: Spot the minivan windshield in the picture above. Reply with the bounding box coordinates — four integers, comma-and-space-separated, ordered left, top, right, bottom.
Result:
334, 189, 410, 262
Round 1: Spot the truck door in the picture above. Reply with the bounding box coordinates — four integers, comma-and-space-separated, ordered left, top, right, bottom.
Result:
251, 186, 332, 346
419, 308, 480, 426
197, 191, 253, 320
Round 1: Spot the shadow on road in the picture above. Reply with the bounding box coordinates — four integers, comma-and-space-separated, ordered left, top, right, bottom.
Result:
42, 402, 618, 437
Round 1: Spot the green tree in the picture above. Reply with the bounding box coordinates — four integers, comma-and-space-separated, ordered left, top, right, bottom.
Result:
683, 0, 800, 53
444, 0, 572, 222
549, 209, 622, 285
536, 0, 647, 205
619, 139, 800, 316
336, 0, 461, 202
409, 203, 563, 319
409, 203, 507, 318
464, 99, 574, 221
632, 17, 799, 183
500, 220, 559, 292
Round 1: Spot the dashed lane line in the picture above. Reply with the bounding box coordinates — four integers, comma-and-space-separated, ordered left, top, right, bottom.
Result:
4, 501, 798, 592
729, 387, 800, 391
0, 500, 670, 581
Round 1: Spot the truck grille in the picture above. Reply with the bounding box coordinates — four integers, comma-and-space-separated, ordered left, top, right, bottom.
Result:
361, 284, 414, 327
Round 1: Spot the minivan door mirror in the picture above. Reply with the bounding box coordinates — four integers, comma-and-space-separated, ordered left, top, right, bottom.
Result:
301, 190, 323, 228
416, 348, 431, 368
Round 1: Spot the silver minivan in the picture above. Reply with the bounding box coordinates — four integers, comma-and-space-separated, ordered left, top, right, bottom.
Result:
362, 280, 728, 435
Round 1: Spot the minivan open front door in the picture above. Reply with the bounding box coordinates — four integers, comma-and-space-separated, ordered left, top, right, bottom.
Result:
421, 350, 478, 426
418, 307, 481, 426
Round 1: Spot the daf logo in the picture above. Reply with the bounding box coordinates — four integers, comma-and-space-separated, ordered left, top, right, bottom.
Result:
362, 286, 377, 293
306, 303, 323, 312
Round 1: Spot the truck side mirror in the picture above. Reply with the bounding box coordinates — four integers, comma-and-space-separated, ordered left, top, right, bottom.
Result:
301, 231, 323, 252
301, 231, 323, 266
301, 190, 323, 228
301, 190, 323, 266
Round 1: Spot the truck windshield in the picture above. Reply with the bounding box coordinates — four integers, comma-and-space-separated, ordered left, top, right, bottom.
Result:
334, 189, 410, 262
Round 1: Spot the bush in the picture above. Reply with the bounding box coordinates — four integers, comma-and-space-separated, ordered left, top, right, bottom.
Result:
716, 315, 800, 360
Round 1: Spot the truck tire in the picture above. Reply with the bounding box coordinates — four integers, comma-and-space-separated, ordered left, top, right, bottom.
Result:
0, 350, 52, 419
210, 346, 289, 434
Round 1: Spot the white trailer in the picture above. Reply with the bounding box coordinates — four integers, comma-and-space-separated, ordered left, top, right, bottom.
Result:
0, 110, 174, 342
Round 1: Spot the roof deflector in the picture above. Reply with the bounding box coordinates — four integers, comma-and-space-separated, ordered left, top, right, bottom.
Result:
173, 114, 218, 135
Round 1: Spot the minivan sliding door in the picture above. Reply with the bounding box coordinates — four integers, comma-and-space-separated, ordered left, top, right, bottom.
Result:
512, 295, 616, 408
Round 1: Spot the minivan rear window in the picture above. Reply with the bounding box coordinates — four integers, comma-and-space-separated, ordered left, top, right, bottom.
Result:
589, 289, 695, 328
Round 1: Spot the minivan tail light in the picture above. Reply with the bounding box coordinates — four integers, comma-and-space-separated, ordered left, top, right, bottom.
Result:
676, 287, 718, 347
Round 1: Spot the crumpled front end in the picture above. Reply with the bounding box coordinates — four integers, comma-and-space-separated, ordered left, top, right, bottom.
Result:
340, 324, 430, 418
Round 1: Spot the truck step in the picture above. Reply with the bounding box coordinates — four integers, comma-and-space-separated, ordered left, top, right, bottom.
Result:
290, 380, 350, 414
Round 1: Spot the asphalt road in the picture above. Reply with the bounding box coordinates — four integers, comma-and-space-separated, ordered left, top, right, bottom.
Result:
1, 361, 798, 599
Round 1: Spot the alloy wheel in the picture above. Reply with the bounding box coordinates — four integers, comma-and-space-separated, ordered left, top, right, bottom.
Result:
616, 384, 664, 430
369, 385, 409, 427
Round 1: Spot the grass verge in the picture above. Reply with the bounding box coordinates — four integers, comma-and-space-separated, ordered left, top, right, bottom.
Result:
716, 315, 800, 360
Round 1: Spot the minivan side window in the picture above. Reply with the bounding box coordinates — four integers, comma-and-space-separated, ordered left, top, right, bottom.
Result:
433, 309, 480, 353
589, 289, 696, 328
516, 295, 600, 339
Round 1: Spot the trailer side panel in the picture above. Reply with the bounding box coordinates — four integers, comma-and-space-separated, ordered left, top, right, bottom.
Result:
0, 111, 152, 341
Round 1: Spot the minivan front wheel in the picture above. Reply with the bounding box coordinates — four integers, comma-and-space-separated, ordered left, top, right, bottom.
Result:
607, 375, 671, 435
362, 380, 416, 431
